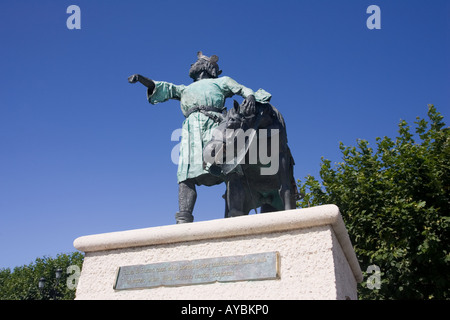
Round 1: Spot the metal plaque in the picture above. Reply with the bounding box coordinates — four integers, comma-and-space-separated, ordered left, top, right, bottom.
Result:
114, 251, 280, 290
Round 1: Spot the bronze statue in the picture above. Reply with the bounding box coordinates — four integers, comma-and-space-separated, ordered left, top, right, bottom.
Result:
128, 52, 271, 223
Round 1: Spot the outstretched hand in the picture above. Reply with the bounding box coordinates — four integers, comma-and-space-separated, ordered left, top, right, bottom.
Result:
127, 74, 155, 92
128, 74, 139, 83
241, 95, 256, 116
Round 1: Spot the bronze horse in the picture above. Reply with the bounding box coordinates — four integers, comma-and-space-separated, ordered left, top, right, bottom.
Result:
203, 100, 298, 217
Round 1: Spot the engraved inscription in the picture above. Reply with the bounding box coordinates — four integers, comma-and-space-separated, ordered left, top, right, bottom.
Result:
114, 251, 279, 290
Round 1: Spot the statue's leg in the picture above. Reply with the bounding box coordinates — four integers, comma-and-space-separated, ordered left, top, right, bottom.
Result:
226, 173, 245, 217
176, 179, 197, 224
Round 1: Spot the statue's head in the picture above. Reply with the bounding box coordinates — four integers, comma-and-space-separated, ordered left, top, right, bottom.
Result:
189, 51, 222, 81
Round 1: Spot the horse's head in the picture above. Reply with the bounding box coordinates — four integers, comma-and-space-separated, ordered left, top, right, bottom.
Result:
225, 100, 257, 131
203, 100, 257, 177
203, 99, 279, 177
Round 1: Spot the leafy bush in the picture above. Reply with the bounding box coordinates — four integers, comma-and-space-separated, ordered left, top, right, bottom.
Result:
297, 105, 449, 299
0, 252, 84, 300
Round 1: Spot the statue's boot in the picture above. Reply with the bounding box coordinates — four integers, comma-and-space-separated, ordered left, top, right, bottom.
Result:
175, 211, 194, 224
176, 179, 197, 224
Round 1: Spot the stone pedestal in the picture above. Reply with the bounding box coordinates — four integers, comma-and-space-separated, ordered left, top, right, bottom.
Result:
73, 204, 362, 300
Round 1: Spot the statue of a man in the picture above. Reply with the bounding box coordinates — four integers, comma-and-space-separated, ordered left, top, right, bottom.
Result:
128, 52, 271, 223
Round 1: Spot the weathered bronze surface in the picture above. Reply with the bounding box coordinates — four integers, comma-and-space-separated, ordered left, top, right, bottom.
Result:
128, 52, 297, 224
114, 252, 279, 290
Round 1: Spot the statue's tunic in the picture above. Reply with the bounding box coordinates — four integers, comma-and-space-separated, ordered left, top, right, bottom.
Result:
147, 76, 271, 183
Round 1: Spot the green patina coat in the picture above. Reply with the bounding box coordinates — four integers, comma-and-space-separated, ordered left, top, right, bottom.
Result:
147, 76, 271, 183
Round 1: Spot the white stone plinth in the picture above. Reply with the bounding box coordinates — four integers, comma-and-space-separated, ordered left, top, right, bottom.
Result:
73, 204, 362, 300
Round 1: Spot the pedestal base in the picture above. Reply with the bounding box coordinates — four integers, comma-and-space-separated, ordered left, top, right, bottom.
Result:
73, 204, 362, 300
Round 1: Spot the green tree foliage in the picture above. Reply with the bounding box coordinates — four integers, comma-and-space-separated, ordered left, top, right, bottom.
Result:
297, 105, 449, 299
0, 252, 84, 300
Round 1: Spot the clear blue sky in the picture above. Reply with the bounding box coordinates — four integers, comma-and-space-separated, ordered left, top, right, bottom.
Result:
0, 0, 448, 269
